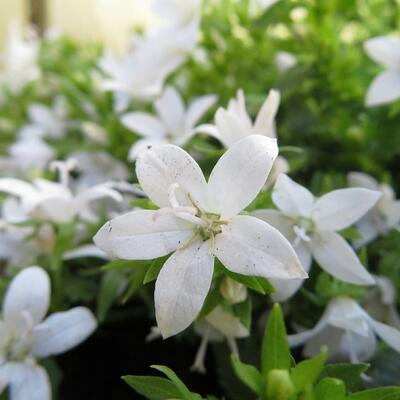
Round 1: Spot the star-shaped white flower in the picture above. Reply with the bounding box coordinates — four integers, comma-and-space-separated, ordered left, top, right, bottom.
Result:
122, 86, 216, 160
0, 21, 40, 92
19, 97, 69, 140
348, 172, 400, 248
288, 296, 400, 363
199, 89, 280, 148
0, 266, 97, 400
364, 35, 400, 107
94, 135, 306, 338
0, 160, 123, 223
253, 174, 380, 301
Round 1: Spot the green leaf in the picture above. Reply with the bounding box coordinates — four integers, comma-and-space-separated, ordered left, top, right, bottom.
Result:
233, 296, 252, 330
348, 387, 400, 400
230, 354, 263, 395
151, 365, 201, 400
143, 256, 168, 284
101, 259, 144, 271
314, 378, 346, 400
217, 261, 274, 294
122, 265, 149, 303
261, 303, 291, 375
320, 363, 369, 391
291, 348, 328, 392
96, 271, 123, 322
122, 375, 181, 400
197, 284, 222, 320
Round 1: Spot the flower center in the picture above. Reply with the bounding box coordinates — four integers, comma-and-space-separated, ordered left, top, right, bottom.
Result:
155, 183, 228, 250
292, 217, 314, 247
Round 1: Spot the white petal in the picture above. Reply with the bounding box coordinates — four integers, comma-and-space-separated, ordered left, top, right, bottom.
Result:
0, 178, 37, 199
32, 307, 97, 357
205, 306, 249, 338
353, 217, 379, 249
155, 239, 214, 338
365, 70, 400, 107
128, 137, 166, 161
136, 144, 208, 208
94, 210, 194, 260
3, 266, 50, 325
289, 328, 321, 348
63, 245, 110, 260
6, 363, 50, 400
364, 36, 400, 69
155, 86, 185, 134
272, 174, 314, 218
251, 209, 295, 240
254, 89, 280, 137
347, 172, 378, 191
368, 318, 400, 352
310, 231, 375, 285
270, 243, 312, 302
193, 123, 222, 141
214, 108, 248, 148
76, 184, 123, 204
383, 200, 400, 228
121, 112, 165, 137
208, 135, 278, 218
185, 94, 217, 128
214, 215, 307, 279
313, 188, 381, 231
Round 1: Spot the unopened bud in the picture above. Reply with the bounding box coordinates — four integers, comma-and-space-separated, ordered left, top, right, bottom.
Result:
220, 277, 247, 304
266, 369, 295, 400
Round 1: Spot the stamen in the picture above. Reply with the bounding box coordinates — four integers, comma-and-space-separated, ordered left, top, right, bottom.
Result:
50, 159, 78, 187
190, 326, 210, 374
292, 225, 311, 247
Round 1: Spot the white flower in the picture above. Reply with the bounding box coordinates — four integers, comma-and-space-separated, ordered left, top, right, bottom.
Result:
0, 266, 97, 400
275, 51, 298, 73
348, 172, 400, 248
288, 296, 400, 363
94, 135, 306, 338
0, 160, 123, 223
191, 306, 249, 373
152, 0, 202, 28
0, 21, 40, 92
99, 24, 196, 112
199, 89, 280, 148
121, 86, 216, 159
252, 174, 380, 301
364, 35, 400, 107
20, 97, 69, 140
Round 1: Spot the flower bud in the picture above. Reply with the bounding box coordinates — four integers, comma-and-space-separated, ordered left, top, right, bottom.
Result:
220, 277, 247, 304
266, 369, 295, 400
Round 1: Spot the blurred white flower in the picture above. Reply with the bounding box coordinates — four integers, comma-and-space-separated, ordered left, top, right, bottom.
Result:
0, 159, 123, 223
122, 86, 216, 159
348, 172, 400, 248
191, 306, 249, 373
275, 51, 298, 73
289, 296, 400, 363
364, 35, 400, 107
253, 174, 380, 301
0, 266, 97, 399
19, 97, 69, 140
94, 135, 306, 338
152, 0, 202, 28
0, 21, 40, 92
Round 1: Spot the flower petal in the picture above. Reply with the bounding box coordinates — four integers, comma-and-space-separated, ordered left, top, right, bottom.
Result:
208, 135, 278, 218
368, 318, 400, 352
310, 231, 375, 285
270, 243, 312, 302
32, 307, 97, 357
205, 306, 249, 338
365, 70, 400, 107
136, 144, 208, 208
155, 86, 185, 134
186, 94, 217, 128
5, 363, 50, 400
3, 266, 50, 325
155, 238, 214, 338
254, 89, 280, 137
128, 137, 166, 161
121, 112, 165, 137
347, 172, 378, 191
251, 209, 295, 240
313, 188, 381, 231
364, 36, 400, 69
214, 215, 307, 279
94, 210, 194, 260
272, 174, 314, 218
0, 178, 37, 200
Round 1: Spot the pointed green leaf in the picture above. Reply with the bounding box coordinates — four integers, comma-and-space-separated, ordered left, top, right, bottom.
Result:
96, 270, 123, 322
261, 303, 291, 375
122, 375, 181, 400
348, 387, 400, 400
320, 363, 369, 391
291, 348, 328, 392
143, 256, 168, 284
230, 354, 263, 395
